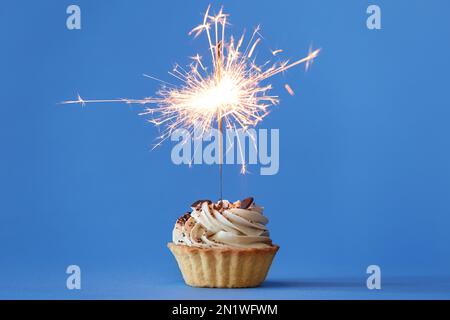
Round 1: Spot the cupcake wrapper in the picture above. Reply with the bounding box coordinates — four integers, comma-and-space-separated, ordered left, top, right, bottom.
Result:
168, 243, 279, 288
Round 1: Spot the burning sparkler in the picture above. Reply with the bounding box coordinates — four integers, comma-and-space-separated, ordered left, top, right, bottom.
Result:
63, 5, 320, 199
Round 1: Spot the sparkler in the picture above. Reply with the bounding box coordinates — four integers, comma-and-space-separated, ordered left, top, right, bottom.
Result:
63, 5, 320, 199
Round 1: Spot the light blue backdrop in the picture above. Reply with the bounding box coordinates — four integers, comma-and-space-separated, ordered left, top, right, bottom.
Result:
1, 0, 450, 299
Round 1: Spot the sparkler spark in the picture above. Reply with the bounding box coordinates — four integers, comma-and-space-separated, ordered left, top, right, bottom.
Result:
63, 5, 319, 189
284, 84, 295, 96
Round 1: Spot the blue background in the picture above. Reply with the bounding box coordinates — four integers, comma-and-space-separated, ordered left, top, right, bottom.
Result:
1, 0, 450, 299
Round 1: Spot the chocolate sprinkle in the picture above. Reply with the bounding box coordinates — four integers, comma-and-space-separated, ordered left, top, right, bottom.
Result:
176, 212, 191, 225
191, 199, 212, 208
214, 202, 222, 210
240, 197, 254, 209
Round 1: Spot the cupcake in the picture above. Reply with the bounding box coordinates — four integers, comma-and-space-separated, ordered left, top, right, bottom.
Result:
168, 197, 279, 288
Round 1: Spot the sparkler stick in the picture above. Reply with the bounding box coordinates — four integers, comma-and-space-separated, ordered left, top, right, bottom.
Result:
62, 5, 320, 200
216, 41, 224, 200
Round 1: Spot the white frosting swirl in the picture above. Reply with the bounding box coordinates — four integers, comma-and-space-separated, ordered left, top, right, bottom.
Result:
173, 200, 272, 248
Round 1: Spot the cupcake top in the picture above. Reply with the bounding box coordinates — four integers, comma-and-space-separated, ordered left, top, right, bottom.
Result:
172, 197, 273, 248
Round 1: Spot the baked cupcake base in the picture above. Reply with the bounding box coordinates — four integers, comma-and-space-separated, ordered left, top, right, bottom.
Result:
168, 243, 279, 288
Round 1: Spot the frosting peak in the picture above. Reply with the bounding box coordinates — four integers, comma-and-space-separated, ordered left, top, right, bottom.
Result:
173, 198, 273, 248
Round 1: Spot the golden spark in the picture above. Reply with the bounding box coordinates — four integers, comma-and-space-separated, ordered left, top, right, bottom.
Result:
63, 5, 320, 197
